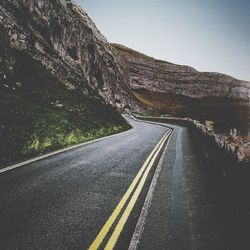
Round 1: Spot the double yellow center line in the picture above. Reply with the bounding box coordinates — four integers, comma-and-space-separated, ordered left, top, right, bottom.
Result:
89, 129, 172, 250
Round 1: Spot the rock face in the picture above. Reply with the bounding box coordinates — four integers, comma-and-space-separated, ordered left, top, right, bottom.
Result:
0, 0, 139, 166
113, 44, 250, 134
113, 44, 250, 101
1, 0, 248, 169
0, 0, 138, 110
1, 0, 248, 114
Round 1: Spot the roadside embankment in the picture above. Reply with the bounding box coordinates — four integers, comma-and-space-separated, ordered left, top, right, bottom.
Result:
135, 115, 250, 248
135, 114, 250, 198
134, 115, 250, 164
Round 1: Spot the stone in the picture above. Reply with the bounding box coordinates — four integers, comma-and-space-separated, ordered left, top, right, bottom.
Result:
113, 44, 250, 102
0, 0, 140, 111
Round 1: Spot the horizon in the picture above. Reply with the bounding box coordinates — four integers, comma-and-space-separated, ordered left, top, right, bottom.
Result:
78, 0, 250, 81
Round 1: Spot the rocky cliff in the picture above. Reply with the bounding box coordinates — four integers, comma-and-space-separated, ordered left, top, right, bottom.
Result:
113, 44, 250, 134
0, 0, 249, 166
0, 0, 136, 166
113, 44, 250, 101
0, 0, 138, 110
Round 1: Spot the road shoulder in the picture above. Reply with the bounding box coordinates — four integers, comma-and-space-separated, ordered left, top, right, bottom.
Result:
132, 125, 228, 250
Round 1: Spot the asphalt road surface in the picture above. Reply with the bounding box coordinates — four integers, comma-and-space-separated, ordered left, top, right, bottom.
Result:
0, 118, 240, 249
131, 125, 229, 250
0, 119, 169, 249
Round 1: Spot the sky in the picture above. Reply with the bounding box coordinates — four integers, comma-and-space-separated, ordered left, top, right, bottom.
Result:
77, 0, 250, 81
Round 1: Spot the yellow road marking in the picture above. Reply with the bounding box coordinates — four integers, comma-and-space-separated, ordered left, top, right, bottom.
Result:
88, 130, 171, 250
104, 131, 172, 250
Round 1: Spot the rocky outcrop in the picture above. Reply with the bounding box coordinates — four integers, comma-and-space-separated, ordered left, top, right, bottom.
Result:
0, 0, 140, 167
0, 0, 139, 111
113, 44, 250, 135
113, 44, 250, 101
1, 0, 248, 114
0, 0, 249, 168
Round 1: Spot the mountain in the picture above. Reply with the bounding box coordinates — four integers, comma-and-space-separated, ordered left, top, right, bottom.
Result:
0, 0, 135, 166
112, 44, 250, 134
0, 0, 249, 165
112, 44, 250, 101
0, 0, 140, 109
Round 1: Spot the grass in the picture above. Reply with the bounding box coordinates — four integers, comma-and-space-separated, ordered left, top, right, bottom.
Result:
22, 125, 125, 156
0, 48, 130, 167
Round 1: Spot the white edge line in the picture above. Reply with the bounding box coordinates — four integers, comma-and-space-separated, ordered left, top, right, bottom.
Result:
0, 117, 134, 174
128, 130, 174, 250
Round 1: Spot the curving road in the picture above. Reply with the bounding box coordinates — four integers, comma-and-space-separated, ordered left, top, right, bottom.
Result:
0, 119, 169, 250
0, 118, 239, 250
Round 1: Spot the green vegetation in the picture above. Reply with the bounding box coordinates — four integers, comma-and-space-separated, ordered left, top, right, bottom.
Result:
22, 122, 125, 156
0, 50, 130, 166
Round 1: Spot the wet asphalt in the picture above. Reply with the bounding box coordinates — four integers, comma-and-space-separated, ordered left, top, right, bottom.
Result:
0, 119, 242, 250
0, 119, 168, 250
135, 125, 229, 250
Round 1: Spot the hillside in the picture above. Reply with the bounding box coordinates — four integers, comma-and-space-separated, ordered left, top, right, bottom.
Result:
0, 0, 134, 166
112, 43, 250, 134
0, 0, 249, 166
113, 43, 250, 100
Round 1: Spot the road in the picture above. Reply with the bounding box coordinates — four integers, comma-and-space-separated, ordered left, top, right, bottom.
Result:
0, 119, 169, 249
0, 118, 239, 249
130, 124, 228, 250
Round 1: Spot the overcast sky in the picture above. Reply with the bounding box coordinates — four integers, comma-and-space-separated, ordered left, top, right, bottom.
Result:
77, 0, 250, 81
